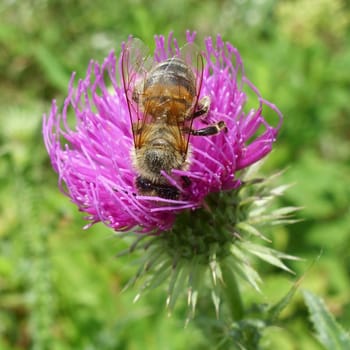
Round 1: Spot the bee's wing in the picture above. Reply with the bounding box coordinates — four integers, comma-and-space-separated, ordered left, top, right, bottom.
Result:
121, 38, 152, 148
178, 43, 205, 156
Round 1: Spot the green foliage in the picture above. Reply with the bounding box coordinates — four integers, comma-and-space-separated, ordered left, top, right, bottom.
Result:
1, 0, 350, 349
303, 290, 350, 350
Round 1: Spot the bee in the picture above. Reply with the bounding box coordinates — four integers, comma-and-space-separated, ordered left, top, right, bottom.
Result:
121, 39, 226, 200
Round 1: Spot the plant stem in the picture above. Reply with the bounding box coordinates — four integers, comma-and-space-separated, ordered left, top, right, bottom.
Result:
220, 259, 244, 321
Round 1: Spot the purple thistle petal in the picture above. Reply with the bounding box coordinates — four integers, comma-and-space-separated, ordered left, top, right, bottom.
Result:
43, 32, 282, 233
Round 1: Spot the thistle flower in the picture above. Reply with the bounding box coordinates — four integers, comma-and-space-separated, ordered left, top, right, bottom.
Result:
43, 32, 282, 234
43, 32, 296, 319
119, 164, 300, 319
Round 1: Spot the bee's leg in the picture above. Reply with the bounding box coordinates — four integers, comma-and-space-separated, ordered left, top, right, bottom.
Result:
190, 121, 227, 136
193, 96, 210, 118
181, 176, 191, 187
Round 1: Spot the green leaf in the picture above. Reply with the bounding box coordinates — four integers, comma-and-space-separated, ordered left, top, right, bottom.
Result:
33, 43, 70, 91
241, 242, 298, 273
267, 277, 301, 322
303, 290, 350, 350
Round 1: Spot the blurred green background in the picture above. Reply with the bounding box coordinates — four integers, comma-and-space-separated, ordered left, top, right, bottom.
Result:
1, 0, 350, 349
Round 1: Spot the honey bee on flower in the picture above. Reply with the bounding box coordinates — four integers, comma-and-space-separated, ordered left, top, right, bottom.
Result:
43, 32, 282, 233
42, 32, 297, 325
121, 38, 227, 200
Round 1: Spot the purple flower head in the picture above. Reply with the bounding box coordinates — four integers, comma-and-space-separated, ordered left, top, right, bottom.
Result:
43, 32, 282, 234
